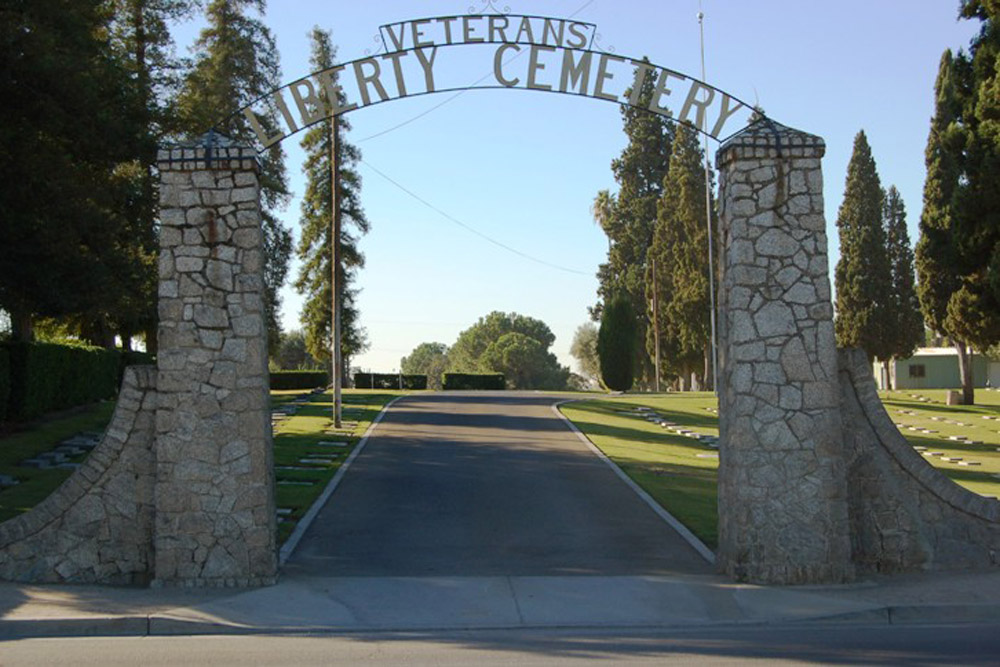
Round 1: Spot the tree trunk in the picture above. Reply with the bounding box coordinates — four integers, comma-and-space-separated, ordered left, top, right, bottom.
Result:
955, 341, 975, 405
882, 359, 892, 391
11, 309, 33, 342
143, 325, 158, 356
703, 345, 713, 392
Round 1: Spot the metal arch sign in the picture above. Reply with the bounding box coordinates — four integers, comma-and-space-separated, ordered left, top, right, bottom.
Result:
237, 13, 756, 152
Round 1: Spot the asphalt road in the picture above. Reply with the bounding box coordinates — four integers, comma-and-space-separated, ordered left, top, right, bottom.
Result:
4, 624, 999, 665
285, 392, 712, 577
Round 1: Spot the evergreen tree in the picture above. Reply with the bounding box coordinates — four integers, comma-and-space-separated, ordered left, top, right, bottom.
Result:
592, 61, 675, 388
834, 131, 893, 360
646, 123, 715, 390
294, 27, 370, 380
916, 2, 1000, 404
597, 294, 636, 392
175, 0, 292, 354
569, 322, 600, 383
448, 311, 569, 390
0, 0, 140, 341
401, 342, 448, 390
882, 185, 924, 386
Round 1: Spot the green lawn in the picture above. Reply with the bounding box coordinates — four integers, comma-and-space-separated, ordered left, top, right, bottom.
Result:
560, 387, 1000, 551
0, 401, 116, 522
270, 389, 404, 543
0, 389, 405, 541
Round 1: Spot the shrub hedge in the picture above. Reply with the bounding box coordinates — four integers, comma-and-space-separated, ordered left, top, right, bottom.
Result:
270, 370, 329, 390
353, 372, 427, 390
442, 373, 506, 390
2, 342, 121, 421
0, 348, 9, 423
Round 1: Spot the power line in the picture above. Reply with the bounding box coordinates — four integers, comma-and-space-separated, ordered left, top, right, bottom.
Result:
360, 158, 592, 276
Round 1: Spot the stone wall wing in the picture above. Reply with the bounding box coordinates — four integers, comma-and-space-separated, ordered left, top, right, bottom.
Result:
0, 366, 157, 585
839, 348, 1000, 573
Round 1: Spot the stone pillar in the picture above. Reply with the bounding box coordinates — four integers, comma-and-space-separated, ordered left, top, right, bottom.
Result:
715, 121, 853, 584
154, 135, 276, 586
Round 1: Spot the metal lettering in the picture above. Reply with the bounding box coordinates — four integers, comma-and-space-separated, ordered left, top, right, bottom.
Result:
383, 23, 405, 51
463, 15, 484, 43
353, 58, 390, 106
679, 81, 715, 130
542, 19, 565, 46
627, 60, 656, 106
289, 78, 324, 126
381, 51, 409, 97
650, 68, 687, 114
411, 19, 433, 48
314, 67, 358, 115
436, 17, 458, 44
488, 15, 510, 42
711, 94, 745, 138
494, 43, 521, 87
273, 91, 299, 132
593, 53, 625, 101
514, 16, 535, 43
527, 45, 555, 91
566, 22, 588, 49
560, 49, 592, 94
242, 107, 284, 149
414, 47, 438, 92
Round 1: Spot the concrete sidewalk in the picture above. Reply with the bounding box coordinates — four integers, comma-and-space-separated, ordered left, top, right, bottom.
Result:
1, 569, 999, 638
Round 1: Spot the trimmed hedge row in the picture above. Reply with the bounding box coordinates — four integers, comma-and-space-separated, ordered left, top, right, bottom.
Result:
442, 373, 506, 390
0, 342, 155, 423
270, 370, 329, 390
0, 348, 9, 423
353, 372, 427, 390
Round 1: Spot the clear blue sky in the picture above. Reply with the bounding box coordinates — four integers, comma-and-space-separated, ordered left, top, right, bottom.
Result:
174, 1, 979, 374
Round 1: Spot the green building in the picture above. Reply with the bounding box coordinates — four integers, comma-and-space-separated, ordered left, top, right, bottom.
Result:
874, 347, 999, 390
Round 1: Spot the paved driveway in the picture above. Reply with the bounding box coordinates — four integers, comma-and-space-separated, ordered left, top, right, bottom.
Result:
284, 392, 712, 577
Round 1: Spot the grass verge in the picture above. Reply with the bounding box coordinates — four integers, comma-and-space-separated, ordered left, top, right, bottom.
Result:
0, 401, 116, 523
560, 388, 1000, 550
271, 388, 404, 544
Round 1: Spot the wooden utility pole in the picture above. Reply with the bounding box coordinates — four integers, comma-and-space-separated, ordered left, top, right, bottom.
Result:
331, 115, 343, 428
651, 256, 661, 393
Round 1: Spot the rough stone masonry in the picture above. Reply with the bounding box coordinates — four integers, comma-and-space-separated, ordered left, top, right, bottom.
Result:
715, 121, 855, 584
153, 135, 276, 586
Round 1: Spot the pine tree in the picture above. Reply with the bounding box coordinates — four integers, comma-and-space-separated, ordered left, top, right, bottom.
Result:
294, 27, 370, 381
597, 294, 636, 392
916, 2, 1000, 404
882, 186, 924, 387
834, 131, 893, 361
646, 123, 715, 390
0, 0, 140, 341
592, 61, 675, 388
175, 0, 292, 354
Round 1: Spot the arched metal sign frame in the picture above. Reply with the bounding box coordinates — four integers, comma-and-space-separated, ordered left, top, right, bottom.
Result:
226, 13, 762, 153
218, 12, 769, 428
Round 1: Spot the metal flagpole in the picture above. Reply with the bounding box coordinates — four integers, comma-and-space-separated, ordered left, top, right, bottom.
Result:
652, 256, 661, 393
698, 3, 719, 395
331, 112, 343, 428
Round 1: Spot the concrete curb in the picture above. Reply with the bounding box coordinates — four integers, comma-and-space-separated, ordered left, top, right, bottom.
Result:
551, 400, 717, 565
278, 395, 408, 565
4, 603, 1000, 639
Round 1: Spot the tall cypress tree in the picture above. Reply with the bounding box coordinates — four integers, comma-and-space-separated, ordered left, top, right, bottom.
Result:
597, 293, 636, 392
916, 2, 1000, 404
881, 186, 923, 386
834, 130, 892, 361
592, 61, 675, 388
175, 0, 292, 354
294, 27, 369, 379
646, 123, 715, 390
